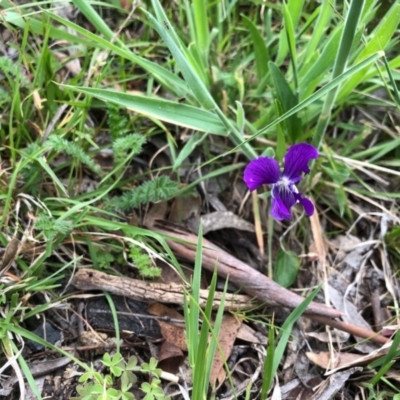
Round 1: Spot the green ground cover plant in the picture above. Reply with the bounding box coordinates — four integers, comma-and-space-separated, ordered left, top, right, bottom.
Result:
0, 0, 400, 399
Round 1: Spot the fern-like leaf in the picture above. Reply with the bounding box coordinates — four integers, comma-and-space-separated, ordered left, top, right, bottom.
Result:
112, 176, 180, 211
113, 133, 146, 162
45, 135, 102, 174
35, 214, 73, 240
107, 103, 128, 139
129, 244, 161, 278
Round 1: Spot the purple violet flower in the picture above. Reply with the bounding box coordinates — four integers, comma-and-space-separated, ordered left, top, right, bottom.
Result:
244, 143, 318, 221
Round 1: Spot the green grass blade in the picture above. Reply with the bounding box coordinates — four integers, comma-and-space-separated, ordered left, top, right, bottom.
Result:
193, 0, 210, 65
370, 329, 400, 384
339, 2, 400, 100
173, 131, 206, 170
12, 341, 42, 399
312, 0, 365, 149
276, 0, 305, 65
185, 224, 203, 369
261, 323, 275, 399
272, 285, 321, 374
242, 15, 270, 85
383, 55, 400, 107
282, 2, 298, 89
299, 25, 343, 99
146, 0, 216, 110
2, 10, 93, 47
254, 50, 382, 135
6, 324, 89, 370
72, 0, 120, 43
104, 293, 120, 354
302, 1, 333, 66
269, 61, 302, 143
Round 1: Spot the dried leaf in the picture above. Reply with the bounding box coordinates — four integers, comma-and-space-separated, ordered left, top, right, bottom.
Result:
148, 302, 184, 322
157, 341, 184, 374
209, 315, 242, 387
236, 323, 267, 345
169, 195, 201, 228
148, 303, 187, 351
306, 351, 360, 370
325, 339, 394, 375
1, 237, 20, 274
158, 320, 187, 351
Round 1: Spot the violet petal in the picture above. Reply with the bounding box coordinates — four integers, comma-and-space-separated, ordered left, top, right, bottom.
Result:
295, 194, 314, 217
272, 184, 296, 212
244, 157, 280, 191
270, 197, 292, 220
282, 143, 318, 182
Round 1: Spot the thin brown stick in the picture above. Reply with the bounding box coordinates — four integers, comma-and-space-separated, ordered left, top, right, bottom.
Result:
313, 316, 388, 345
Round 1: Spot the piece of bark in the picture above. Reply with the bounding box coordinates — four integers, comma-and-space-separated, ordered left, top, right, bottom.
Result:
71, 269, 256, 312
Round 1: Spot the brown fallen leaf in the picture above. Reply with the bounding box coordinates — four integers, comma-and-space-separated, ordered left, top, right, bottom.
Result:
209, 314, 242, 388
306, 351, 362, 370
200, 211, 255, 235
306, 329, 349, 343
148, 303, 187, 352
1, 237, 20, 276
325, 339, 394, 375
157, 340, 185, 375
236, 323, 267, 345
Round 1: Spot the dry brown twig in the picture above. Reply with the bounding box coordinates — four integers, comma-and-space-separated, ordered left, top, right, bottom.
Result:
72, 220, 389, 344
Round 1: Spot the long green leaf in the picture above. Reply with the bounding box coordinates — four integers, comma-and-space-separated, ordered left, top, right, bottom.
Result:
302, 1, 333, 66
193, 0, 210, 65
269, 62, 302, 142
276, 0, 305, 65
299, 25, 343, 99
2, 11, 92, 47
272, 286, 321, 374
242, 15, 270, 84
283, 2, 298, 89
61, 85, 226, 135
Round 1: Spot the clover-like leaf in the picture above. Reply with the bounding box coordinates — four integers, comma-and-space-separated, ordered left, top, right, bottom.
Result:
102, 352, 125, 377
121, 370, 137, 389
126, 355, 140, 371
105, 387, 121, 399
141, 357, 162, 377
